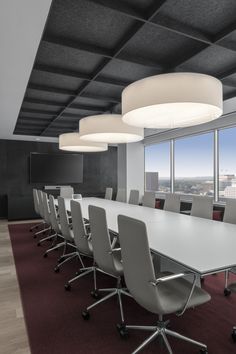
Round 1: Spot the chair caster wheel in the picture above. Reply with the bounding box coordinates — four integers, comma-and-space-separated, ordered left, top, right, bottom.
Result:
43, 253, 48, 258
65, 283, 71, 291
200, 348, 208, 354
58, 257, 64, 263
224, 288, 231, 296
37, 242, 41, 246
91, 290, 100, 299
75, 270, 82, 276
232, 329, 236, 342
33, 235, 37, 239
82, 310, 90, 320
54, 267, 60, 273
117, 324, 129, 338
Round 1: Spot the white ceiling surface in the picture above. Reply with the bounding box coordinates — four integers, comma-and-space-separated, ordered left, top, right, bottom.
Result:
0, 0, 56, 142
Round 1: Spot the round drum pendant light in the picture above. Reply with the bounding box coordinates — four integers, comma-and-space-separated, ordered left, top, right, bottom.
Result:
122, 73, 223, 129
59, 132, 108, 152
79, 114, 144, 144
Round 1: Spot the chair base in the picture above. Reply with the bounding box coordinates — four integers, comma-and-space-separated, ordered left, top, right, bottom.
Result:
117, 319, 208, 354
82, 277, 131, 323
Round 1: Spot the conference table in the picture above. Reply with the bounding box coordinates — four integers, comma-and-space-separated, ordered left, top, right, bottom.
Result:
63, 197, 236, 277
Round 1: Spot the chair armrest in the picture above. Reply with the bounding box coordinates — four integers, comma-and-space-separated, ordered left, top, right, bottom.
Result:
108, 248, 121, 254
150, 271, 197, 316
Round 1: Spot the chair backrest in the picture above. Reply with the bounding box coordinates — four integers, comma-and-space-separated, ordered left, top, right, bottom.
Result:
89, 205, 119, 276
118, 215, 163, 314
128, 189, 140, 205
142, 191, 156, 208
32, 189, 39, 214
191, 196, 213, 219
60, 186, 74, 198
57, 196, 73, 242
223, 199, 236, 224
116, 188, 126, 203
163, 193, 180, 213
70, 200, 92, 255
105, 187, 113, 200
42, 192, 51, 225
49, 195, 61, 234
37, 190, 45, 219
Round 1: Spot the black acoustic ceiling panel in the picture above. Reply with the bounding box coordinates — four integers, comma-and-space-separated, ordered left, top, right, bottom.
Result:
14, 0, 236, 137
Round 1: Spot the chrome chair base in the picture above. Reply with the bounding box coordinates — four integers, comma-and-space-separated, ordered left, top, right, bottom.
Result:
118, 318, 208, 354
82, 277, 131, 323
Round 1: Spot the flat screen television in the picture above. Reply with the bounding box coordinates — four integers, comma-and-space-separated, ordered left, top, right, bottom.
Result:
30, 153, 83, 184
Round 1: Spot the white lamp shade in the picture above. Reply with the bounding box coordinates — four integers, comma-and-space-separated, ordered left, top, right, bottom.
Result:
79, 114, 144, 143
59, 132, 108, 152
122, 73, 223, 129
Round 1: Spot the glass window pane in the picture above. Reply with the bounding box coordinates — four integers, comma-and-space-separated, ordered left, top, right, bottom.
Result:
145, 142, 170, 192
219, 127, 236, 199
175, 133, 214, 196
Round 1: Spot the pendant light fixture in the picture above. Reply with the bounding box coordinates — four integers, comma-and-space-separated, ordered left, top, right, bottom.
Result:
122, 73, 223, 129
59, 132, 108, 152
79, 114, 143, 144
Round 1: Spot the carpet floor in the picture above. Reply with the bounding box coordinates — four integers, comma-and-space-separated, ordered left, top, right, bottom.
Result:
8, 222, 236, 354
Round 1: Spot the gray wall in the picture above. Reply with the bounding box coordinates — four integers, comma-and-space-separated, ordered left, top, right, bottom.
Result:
0, 139, 117, 219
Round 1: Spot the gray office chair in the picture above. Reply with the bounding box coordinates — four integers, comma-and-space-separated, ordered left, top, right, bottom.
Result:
117, 215, 210, 354
33, 190, 51, 238
142, 191, 156, 208
43, 195, 64, 257
37, 192, 58, 246
53, 196, 84, 272
60, 186, 74, 198
116, 188, 126, 203
81, 205, 130, 322
191, 196, 213, 219
30, 189, 44, 232
105, 187, 113, 200
128, 189, 139, 205
222, 199, 236, 296
164, 193, 181, 213
65, 200, 97, 291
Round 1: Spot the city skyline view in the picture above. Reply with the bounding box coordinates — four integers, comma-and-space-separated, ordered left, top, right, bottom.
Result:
145, 127, 236, 198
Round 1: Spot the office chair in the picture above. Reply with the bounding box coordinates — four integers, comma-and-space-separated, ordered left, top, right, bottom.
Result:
116, 188, 126, 203
33, 190, 51, 238
64, 200, 95, 291
37, 192, 59, 246
222, 199, 236, 296
81, 205, 131, 322
163, 193, 181, 213
117, 215, 210, 354
191, 196, 213, 219
60, 186, 74, 198
52, 196, 84, 272
142, 191, 156, 208
128, 189, 139, 205
225, 281, 236, 341
43, 195, 64, 256
30, 189, 44, 232
105, 187, 113, 200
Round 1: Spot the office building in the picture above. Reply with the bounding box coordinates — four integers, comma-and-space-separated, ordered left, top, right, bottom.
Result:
1, 1, 236, 353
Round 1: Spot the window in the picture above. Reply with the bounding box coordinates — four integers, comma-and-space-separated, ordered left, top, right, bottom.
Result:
174, 133, 214, 196
145, 142, 170, 192
219, 127, 236, 199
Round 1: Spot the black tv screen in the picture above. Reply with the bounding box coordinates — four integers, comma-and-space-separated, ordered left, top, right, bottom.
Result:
30, 153, 83, 184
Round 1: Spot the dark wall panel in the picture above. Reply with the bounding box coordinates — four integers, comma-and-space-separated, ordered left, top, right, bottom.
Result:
0, 139, 117, 220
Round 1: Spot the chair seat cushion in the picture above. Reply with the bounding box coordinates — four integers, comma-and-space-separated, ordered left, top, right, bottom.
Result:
155, 272, 211, 315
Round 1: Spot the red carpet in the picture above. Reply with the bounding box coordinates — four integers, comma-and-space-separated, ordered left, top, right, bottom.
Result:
8, 222, 236, 354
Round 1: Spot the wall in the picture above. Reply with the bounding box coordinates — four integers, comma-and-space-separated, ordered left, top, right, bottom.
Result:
0, 139, 117, 219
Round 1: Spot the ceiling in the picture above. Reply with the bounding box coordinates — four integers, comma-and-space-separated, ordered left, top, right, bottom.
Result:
14, 0, 236, 138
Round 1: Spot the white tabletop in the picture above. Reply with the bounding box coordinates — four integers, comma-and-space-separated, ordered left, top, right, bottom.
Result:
64, 197, 236, 275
